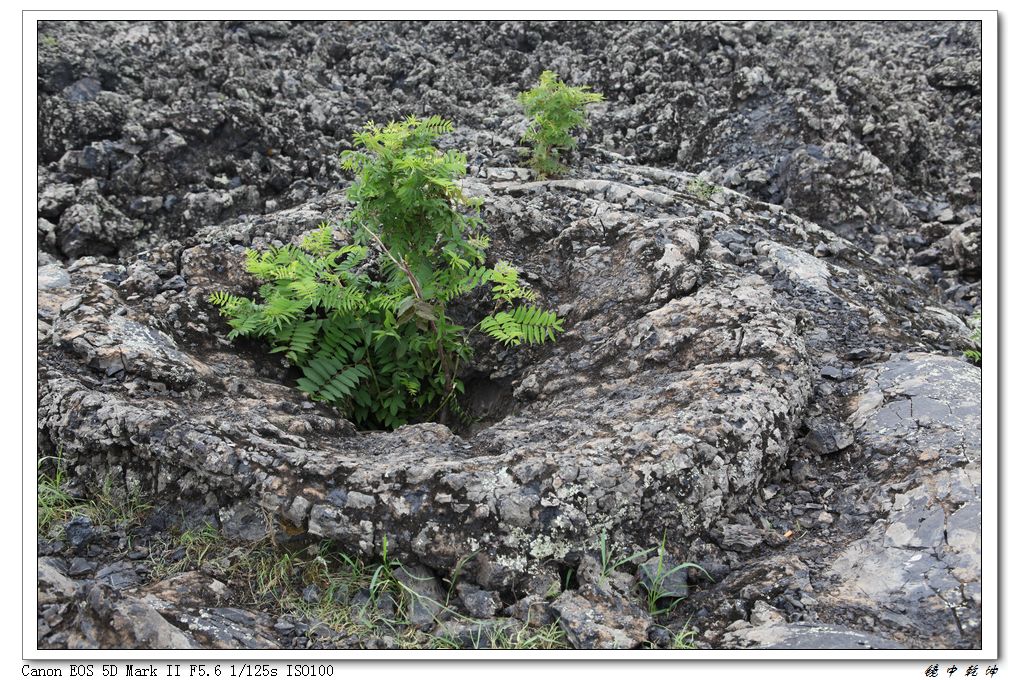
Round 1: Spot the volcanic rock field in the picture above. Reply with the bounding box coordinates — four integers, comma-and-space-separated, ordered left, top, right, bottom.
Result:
36, 20, 982, 650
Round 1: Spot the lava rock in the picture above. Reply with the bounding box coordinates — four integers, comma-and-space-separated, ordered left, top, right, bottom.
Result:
393, 565, 448, 628
804, 416, 855, 454
64, 516, 96, 552
67, 558, 96, 576
724, 622, 905, 649
550, 583, 652, 649
456, 582, 502, 619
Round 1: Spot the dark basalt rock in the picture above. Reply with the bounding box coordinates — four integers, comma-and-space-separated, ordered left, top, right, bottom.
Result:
551, 584, 653, 650
724, 623, 906, 650
37, 163, 980, 649
36, 20, 981, 315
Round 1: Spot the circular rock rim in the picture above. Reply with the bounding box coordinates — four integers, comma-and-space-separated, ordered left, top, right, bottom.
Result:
40, 170, 822, 595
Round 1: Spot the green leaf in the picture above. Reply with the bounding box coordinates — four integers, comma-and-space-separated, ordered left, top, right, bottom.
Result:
212, 113, 566, 429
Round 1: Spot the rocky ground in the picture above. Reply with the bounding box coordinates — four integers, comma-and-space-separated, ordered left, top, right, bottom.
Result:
36, 20, 982, 650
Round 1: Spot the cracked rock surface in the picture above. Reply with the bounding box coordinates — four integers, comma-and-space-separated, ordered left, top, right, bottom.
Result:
824, 354, 981, 645
38, 163, 981, 650
38, 20, 981, 315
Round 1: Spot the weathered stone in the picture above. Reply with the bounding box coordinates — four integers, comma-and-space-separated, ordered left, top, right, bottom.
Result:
720, 524, 763, 552
432, 618, 527, 649
67, 558, 96, 576
824, 354, 981, 646
138, 572, 232, 611
504, 594, 555, 628
724, 623, 905, 650
95, 561, 143, 589
38, 263, 71, 291
64, 516, 96, 552
38, 558, 77, 605
804, 416, 855, 454
218, 503, 269, 543
68, 583, 197, 649
749, 600, 785, 627
393, 565, 449, 628
455, 582, 501, 619
551, 583, 652, 649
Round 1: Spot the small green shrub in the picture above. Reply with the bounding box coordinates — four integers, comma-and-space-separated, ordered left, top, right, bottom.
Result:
211, 116, 562, 429
518, 70, 603, 177
963, 310, 981, 364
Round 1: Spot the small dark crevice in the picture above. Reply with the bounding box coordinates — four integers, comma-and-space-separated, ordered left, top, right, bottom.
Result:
558, 561, 580, 592
453, 373, 517, 438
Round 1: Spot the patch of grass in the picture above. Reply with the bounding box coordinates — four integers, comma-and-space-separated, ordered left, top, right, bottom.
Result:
487, 622, 567, 650
247, 549, 299, 599
37, 451, 152, 538
150, 521, 223, 580
212, 537, 569, 649
687, 177, 718, 201
639, 535, 710, 617
592, 530, 711, 651
669, 621, 698, 650
36, 456, 566, 650
37, 453, 75, 536
427, 620, 568, 650
597, 529, 654, 584
442, 549, 481, 608
147, 534, 398, 640
224, 539, 410, 639
963, 310, 981, 364
88, 477, 153, 529
367, 535, 403, 610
